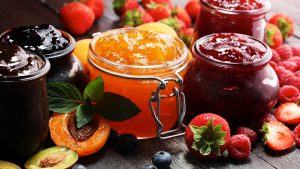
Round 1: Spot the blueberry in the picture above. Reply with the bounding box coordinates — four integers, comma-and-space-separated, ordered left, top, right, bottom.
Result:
116, 133, 138, 153
72, 164, 87, 169
152, 151, 172, 169
144, 164, 158, 169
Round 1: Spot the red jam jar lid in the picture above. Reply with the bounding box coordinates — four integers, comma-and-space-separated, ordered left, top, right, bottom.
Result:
193, 33, 272, 69
201, 0, 271, 15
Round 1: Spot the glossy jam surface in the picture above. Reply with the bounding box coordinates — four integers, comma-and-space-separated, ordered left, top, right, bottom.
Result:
205, 0, 265, 10
0, 24, 68, 54
184, 34, 279, 127
89, 29, 187, 138
94, 30, 181, 66
0, 44, 44, 76
198, 33, 266, 63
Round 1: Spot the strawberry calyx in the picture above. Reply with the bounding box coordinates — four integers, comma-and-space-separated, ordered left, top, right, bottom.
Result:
159, 17, 182, 32
259, 123, 270, 143
113, 0, 125, 9
266, 27, 276, 46
122, 9, 144, 26
277, 17, 292, 40
190, 118, 226, 156
146, 2, 167, 9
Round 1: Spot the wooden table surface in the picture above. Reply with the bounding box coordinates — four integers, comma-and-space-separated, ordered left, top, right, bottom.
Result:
1, 0, 300, 169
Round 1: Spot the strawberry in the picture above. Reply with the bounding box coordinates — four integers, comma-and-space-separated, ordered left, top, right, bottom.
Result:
278, 85, 300, 103
81, 0, 104, 19
292, 46, 300, 57
145, 2, 171, 21
60, 2, 95, 35
276, 45, 293, 60
293, 124, 300, 147
142, 0, 173, 9
159, 17, 186, 34
264, 23, 283, 49
121, 8, 154, 27
172, 6, 192, 28
235, 127, 257, 144
227, 134, 251, 161
185, 113, 230, 160
269, 13, 294, 40
179, 28, 193, 47
275, 103, 300, 125
255, 113, 277, 131
260, 121, 294, 151
185, 0, 201, 22
271, 49, 281, 63
113, 0, 139, 16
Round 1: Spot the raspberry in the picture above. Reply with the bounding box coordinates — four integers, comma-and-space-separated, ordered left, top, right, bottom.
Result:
290, 77, 300, 90
271, 49, 281, 63
292, 46, 300, 56
276, 66, 294, 85
294, 124, 300, 147
278, 60, 298, 72
294, 70, 300, 77
276, 45, 293, 60
287, 56, 300, 68
227, 134, 251, 161
235, 127, 257, 144
279, 85, 300, 103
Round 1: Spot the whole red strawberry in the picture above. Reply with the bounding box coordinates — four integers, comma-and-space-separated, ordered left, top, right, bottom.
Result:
269, 13, 294, 40
227, 134, 251, 161
185, 113, 230, 160
264, 23, 283, 49
159, 17, 186, 34
145, 2, 171, 21
60, 2, 95, 35
172, 6, 192, 28
81, 0, 104, 19
260, 121, 294, 151
142, 0, 173, 9
113, 0, 139, 16
121, 8, 154, 27
179, 27, 193, 47
185, 0, 201, 22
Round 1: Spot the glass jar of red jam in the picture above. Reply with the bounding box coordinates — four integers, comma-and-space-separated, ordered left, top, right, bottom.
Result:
0, 24, 89, 91
184, 33, 279, 127
192, 0, 271, 44
0, 44, 50, 163
88, 28, 188, 139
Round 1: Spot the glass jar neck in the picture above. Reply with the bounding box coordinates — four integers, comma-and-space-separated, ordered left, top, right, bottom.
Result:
200, 0, 271, 17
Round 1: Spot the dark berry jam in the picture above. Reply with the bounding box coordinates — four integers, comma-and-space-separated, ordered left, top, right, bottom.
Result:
205, 0, 265, 10
0, 44, 44, 76
0, 24, 68, 54
184, 33, 279, 128
198, 33, 267, 64
192, 0, 270, 44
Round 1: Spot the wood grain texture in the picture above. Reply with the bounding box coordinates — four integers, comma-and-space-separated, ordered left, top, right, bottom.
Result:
0, 0, 300, 169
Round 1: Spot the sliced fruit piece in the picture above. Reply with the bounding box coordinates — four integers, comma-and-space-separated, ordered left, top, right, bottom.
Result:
275, 103, 300, 125
260, 121, 294, 151
0, 161, 21, 169
72, 39, 92, 74
24, 146, 78, 169
293, 124, 300, 147
49, 112, 110, 157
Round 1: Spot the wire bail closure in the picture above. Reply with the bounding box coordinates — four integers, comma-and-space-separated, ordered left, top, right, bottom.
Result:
149, 73, 187, 139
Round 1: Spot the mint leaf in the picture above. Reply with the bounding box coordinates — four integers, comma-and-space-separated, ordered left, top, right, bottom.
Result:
96, 92, 141, 122
47, 83, 83, 113
83, 76, 104, 102
76, 104, 95, 128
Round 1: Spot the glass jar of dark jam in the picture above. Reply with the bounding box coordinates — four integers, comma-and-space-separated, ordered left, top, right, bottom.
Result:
0, 44, 50, 163
184, 33, 279, 127
0, 24, 89, 90
192, 0, 271, 44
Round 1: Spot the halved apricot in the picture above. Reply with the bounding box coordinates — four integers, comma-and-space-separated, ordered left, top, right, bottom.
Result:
49, 113, 110, 157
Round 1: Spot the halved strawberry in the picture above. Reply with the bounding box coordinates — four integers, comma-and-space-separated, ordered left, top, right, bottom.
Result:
260, 121, 294, 151
275, 103, 300, 125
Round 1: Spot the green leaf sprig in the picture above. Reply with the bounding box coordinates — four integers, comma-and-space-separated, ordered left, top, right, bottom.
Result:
47, 76, 141, 128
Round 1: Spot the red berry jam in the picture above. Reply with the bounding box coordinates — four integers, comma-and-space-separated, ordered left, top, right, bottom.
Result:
205, 0, 265, 10
192, 0, 271, 44
184, 33, 279, 127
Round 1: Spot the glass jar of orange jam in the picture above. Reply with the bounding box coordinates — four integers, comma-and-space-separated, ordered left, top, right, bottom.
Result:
88, 28, 188, 139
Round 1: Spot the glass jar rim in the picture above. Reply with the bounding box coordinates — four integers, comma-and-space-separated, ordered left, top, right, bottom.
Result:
200, 0, 271, 15
89, 28, 188, 77
192, 33, 272, 69
0, 54, 51, 82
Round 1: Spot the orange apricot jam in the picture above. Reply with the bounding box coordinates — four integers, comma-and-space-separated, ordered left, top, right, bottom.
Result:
88, 28, 188, 138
